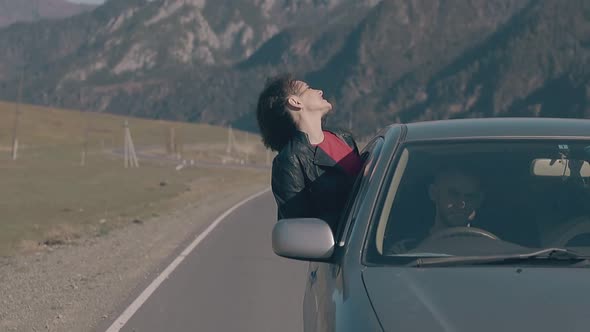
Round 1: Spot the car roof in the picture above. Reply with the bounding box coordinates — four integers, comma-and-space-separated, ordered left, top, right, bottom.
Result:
399, 117, 590, 142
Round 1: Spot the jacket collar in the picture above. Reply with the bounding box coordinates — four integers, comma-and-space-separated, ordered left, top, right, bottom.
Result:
291, 130, 340, 168
314, 143, 337, 167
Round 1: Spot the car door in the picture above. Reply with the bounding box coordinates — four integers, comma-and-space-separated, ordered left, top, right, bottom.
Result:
304, 137, 385, 332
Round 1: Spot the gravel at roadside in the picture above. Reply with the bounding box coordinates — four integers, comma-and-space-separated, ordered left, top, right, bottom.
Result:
0, 181, 269, 332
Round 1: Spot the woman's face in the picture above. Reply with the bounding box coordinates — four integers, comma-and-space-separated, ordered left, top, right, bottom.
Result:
290, 80, 332, 114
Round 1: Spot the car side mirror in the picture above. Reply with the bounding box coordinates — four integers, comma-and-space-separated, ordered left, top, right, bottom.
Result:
272, 218, 335, 262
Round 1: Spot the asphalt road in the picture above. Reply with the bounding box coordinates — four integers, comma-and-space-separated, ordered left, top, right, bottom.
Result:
99, 190, 308, 332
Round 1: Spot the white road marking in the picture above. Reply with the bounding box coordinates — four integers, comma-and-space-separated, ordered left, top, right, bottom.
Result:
105, 188, 272, 332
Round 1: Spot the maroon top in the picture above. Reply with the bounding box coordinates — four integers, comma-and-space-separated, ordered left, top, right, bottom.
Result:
315, 131, 362, 176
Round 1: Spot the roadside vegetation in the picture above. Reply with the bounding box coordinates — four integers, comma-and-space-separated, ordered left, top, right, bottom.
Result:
0, 101, 270, 256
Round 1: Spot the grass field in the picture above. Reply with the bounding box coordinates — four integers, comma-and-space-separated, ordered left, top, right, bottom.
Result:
0, 101, 270, 257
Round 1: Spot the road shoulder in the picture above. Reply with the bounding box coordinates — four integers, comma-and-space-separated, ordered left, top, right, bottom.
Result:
0, 179, 269, 332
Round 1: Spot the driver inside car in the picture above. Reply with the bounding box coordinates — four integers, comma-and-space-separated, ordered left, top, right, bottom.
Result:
388, 167, 486, 253
428, 167, 484, 234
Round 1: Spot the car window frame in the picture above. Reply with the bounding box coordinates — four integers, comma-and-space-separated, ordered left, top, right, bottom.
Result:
335, 136, 385, 247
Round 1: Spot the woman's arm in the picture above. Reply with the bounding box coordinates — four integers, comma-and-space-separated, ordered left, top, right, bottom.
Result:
271, 155, 313, 220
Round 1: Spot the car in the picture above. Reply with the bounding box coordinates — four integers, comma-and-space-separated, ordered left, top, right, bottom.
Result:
272, 117, 590, 332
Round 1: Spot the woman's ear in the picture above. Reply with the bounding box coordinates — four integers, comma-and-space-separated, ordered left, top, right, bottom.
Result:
287, 96, 302, 110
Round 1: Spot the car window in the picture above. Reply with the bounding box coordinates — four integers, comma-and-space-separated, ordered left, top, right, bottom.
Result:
336, 137, 384, 247
368, 140, 590, 263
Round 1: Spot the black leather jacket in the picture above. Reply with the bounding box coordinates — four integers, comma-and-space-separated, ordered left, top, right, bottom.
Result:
271, 129, 360, 231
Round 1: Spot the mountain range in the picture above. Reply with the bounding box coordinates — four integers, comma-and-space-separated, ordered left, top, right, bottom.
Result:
0, 0, 588, 138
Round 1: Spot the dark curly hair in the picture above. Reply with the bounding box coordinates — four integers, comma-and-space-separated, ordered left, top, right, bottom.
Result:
256, 73, 299, 152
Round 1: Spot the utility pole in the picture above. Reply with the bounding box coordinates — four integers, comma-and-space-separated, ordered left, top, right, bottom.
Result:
81, 119, 90, 166
80, 88, 90, 166
123, 120, 139, 168
11, 70, 24, 161
226, 125, 233, 155
168, 127, 176, 155
245, 131, 249, 163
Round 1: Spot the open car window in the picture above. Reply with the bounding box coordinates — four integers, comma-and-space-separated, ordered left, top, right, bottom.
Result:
368, 140, 590, 264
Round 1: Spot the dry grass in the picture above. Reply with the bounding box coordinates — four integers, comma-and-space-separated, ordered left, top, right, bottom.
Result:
0, 101, 271, 256
0, 101, 273, 164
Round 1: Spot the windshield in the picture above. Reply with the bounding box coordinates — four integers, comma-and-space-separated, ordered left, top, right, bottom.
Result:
370, 140, 590, 264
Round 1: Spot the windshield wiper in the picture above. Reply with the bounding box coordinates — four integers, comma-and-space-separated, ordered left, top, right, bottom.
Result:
407, 248, 590, 267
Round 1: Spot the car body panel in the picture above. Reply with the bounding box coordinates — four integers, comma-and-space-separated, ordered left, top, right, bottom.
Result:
363, 266, 590, 332
289, 118, 590, 331
304, 261, 383, 332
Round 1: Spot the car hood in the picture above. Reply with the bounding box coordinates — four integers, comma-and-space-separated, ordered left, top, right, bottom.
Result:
363, 267, 590, 332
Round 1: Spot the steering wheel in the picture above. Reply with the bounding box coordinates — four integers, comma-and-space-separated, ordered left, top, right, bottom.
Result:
546, 216, 590, 247
423, 226, 500, 242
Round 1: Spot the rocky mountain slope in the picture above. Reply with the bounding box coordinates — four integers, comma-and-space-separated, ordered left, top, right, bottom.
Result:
0, 0, 587, 137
